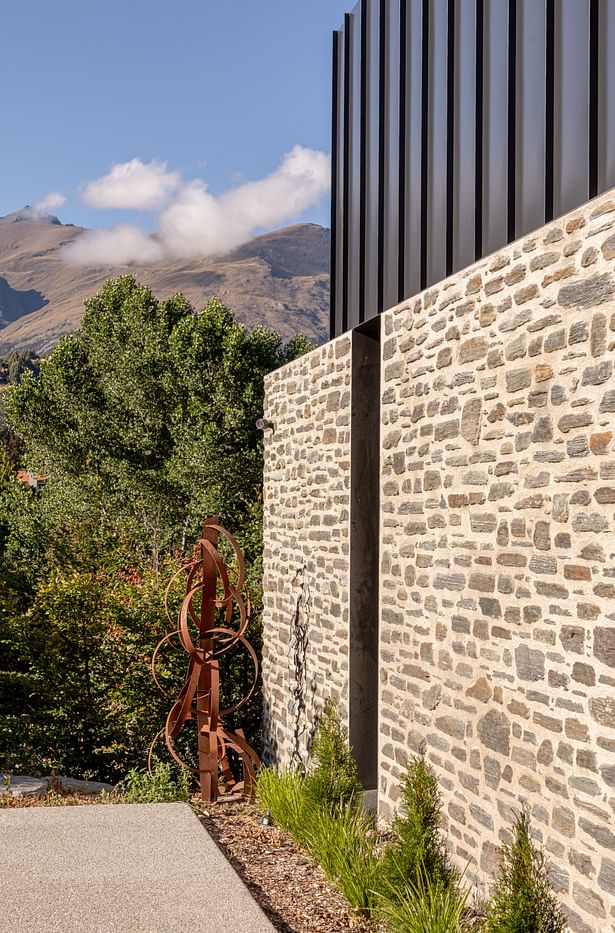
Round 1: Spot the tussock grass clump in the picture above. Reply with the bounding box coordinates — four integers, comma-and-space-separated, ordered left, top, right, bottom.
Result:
483, 810, 567, 933
124, 760, 190, 803
256, 767, 379, 914
381, 862, 472, 933
257, 702, 377, 913
303, 802, 380, 913
256, 766, 307, 840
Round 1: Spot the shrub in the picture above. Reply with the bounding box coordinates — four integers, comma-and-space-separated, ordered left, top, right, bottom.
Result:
382, 861, 472, 933
124, 760, 190, 803
483, 809, 567, 933
379, 753, 457, 902
303, 699, 362, 811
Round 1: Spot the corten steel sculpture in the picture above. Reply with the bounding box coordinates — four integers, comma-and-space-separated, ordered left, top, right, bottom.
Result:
150, 518, 260, 802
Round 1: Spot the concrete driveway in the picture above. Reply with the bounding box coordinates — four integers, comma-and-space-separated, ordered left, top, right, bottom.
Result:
0, 802, 275, 932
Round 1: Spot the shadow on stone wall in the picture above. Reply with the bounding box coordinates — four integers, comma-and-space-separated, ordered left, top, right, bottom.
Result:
289, 565, 317, 771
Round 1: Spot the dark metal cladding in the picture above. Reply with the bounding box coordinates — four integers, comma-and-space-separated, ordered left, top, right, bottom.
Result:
361, 0, 381, 322
553, 0, 590, 218
515, 0, 547, 236
347, 8, 362, 329
331, 0, 615, 338
598, 0, 615, 193
400, 0, 424, 301
382, 0, 401, 311
483, 0, 509, 257
333, 28, 346, 330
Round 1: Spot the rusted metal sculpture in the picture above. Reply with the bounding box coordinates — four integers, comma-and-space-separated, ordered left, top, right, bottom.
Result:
150, 518, 260, 802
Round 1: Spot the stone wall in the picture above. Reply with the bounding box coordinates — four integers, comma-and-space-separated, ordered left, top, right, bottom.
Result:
261, 188, 615, 933
261, 334, 352, 769
379, 191, 615, 932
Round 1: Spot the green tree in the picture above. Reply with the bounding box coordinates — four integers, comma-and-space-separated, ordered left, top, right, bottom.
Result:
484, 810, 567, 933
380, 754, 458, 899
5, 276, 307, 572
0, 275, 311, 775
7, 349, 39, 385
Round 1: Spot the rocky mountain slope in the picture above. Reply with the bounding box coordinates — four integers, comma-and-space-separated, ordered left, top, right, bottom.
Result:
0, 211, 330, 355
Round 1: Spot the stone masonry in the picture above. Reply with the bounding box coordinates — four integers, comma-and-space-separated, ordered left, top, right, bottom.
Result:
262, 188, 615, 932
262, 334, 352, 769
380, 190, 615, 932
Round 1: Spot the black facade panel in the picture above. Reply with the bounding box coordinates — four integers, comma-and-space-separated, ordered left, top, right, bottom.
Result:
483, 0, 509, 257
347, 9, 363, 329
453, 0, 477, 273
382, 0, 401, 311
553, 0, 590, 218
426, 0, 448, 286
516, 0, 547, 237
332, 0, 615, 338
333, 29, 346, 330
401, 0, 423, 300
599, 0, 615, 193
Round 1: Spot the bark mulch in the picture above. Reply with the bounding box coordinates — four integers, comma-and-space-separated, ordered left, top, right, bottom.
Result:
193, 797, 385, 933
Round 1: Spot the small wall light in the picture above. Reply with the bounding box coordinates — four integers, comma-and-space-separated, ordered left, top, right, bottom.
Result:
256, 417, 274, 432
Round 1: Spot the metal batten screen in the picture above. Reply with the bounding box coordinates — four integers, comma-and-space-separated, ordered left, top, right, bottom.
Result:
330, 0, 615, 338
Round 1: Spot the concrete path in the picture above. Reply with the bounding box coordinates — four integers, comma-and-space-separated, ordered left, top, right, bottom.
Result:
0, 802, 275, 932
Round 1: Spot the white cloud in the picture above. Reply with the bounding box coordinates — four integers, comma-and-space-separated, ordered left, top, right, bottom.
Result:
64, 146, 330, 266
159, 145, 330, 258
62, 224, 165, 266
22, 191, 66, 218
81, 159, 181, 211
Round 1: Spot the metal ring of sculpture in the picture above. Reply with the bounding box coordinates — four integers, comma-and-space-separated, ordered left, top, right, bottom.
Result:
149, 518, 260, 801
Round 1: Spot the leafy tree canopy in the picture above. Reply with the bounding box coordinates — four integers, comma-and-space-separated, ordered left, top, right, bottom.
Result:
5, 275, 309, 573
0, 276, 312, 777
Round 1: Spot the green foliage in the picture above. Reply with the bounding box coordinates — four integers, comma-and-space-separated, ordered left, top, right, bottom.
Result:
303, 699, 362, 811
256, 767, 307, 839
256, 766, 378, 915
0, 564, 184, 781
0, 447, 12, 492
124, 760, 190, 803
381, 862, 472, 933
379, 754, 458, 903
0, 350, 39, 387
257, 705, 376, 915
483, 810, 567, 933
303, 802, 380, 914
4, 277, 306, 573
0, 276, 310, 779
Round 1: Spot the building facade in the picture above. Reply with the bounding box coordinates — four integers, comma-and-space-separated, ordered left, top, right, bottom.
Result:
331, 0, 615, 336
262, 2, 615, 930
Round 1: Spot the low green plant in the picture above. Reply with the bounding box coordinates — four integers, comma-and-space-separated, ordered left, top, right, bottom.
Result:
256, 764, 378, 914
483, 809, 567, 933
124, 760, 191, 803
303, 700, 363, 812
303, 802, 380, 914
379, 753, 458, 904
381, 861, 472, 933
256, 767, 308, 841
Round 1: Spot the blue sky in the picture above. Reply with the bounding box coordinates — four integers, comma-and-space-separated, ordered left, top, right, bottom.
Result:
1, 0, 350, 236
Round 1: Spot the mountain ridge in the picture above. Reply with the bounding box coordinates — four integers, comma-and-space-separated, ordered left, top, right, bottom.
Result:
0, 213, 330, 355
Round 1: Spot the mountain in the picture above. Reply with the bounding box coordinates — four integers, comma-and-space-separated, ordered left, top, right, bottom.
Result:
0, 212, 330, 355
